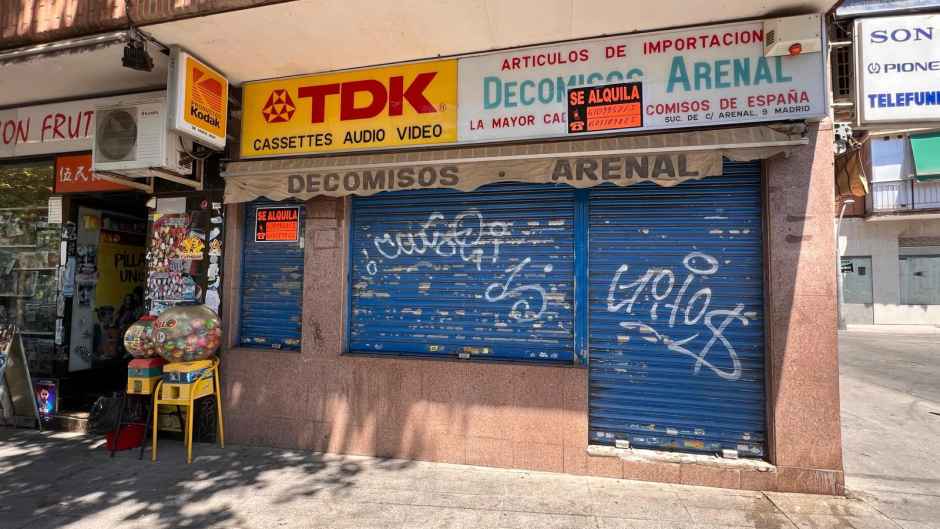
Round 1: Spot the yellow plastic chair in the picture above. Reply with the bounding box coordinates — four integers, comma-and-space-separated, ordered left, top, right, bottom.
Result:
151, 357, 225, 463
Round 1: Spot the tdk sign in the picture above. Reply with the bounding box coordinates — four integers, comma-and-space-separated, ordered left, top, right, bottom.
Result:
869, 26, 934, 44
857, 14, 940, 124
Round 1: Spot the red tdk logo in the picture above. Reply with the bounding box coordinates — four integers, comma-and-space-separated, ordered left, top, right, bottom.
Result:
262, 89, 296, 123
298, 72, 438, 123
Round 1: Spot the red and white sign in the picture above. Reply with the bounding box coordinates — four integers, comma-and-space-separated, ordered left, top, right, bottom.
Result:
0, 91, 163, 159
54, 154, 131, 193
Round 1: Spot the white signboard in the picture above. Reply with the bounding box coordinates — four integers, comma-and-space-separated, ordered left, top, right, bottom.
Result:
0, 92, 164, 159
459, 19, 826, 142
856, 14, 940, 125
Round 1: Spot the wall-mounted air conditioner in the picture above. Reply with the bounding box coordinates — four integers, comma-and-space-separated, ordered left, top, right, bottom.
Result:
92, 92, 193, 179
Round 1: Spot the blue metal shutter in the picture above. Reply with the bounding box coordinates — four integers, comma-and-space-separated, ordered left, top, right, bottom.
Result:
349, 183, 576, 362
239, 201, 305, 350
588, 161, 766, 457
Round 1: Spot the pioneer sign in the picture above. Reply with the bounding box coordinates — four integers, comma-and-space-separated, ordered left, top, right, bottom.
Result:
240, 60, 458, 158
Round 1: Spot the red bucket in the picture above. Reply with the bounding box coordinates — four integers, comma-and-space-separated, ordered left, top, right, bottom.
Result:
106, 424, 145, 451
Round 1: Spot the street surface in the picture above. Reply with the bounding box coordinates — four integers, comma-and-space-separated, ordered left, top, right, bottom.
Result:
0, 330, 935, 529
840, 331, 940, 528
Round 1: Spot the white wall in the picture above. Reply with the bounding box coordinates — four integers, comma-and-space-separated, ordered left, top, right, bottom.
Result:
839, 217, 940, 325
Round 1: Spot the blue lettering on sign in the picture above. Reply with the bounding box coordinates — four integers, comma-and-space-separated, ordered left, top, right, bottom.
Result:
870, 27, 934, 44
666, 56, 792, 93
482, 69, 643, 110
868, 91, 940, 108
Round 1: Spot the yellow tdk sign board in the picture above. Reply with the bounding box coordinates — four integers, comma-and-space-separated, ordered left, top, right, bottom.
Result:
240, 60, 458, 158
168, 46, 229, 151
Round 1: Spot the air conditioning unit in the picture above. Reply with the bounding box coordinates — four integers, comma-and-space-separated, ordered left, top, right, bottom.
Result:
92, 92, 194, 178
763, 14, 822, 57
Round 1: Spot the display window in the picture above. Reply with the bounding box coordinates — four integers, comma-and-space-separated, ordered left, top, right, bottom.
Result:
0, 160, 59, 375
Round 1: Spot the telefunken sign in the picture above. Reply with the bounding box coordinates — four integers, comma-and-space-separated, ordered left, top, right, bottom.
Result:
856, 14, 940, 124
240, 18, 826, 159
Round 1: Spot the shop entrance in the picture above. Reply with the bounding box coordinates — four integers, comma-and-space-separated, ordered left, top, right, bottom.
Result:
1, 156, 151, 429
57, 193, 149, 423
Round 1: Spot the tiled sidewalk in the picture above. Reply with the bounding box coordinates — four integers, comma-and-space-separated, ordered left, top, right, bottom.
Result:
0, 429, 927, 529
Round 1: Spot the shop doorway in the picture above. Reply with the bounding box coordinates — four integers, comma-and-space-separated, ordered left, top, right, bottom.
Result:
842, 256, 874, 325
57, 193, 149, 422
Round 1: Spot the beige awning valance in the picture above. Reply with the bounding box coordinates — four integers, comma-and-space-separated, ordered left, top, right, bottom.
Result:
222, 124, 807, 203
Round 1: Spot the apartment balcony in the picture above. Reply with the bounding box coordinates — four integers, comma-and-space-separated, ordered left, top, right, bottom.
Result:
868, 178, 940, 220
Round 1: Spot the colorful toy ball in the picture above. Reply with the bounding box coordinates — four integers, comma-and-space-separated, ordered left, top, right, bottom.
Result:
153, 304, 223, 362
124, 315, 159, 358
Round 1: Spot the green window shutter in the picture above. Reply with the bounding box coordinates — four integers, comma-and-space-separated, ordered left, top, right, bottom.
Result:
911, 132, 940, 182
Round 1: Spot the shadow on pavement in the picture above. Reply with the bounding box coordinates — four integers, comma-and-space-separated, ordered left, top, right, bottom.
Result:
0, 427, 414, 529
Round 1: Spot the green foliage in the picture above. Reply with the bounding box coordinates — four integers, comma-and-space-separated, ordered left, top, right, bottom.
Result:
0, 163, 54, 208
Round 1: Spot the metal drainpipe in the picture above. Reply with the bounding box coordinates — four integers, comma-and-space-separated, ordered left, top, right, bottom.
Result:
836, 198, 855, 330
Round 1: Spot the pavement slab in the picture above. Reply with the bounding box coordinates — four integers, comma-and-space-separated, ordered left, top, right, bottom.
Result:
839, 331, 940, 529
0, 428, 903, 529
0, 331, 934, 529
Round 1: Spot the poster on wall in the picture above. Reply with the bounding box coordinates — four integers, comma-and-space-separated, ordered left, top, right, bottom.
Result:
68, 207, 100, 372
33, 378, 57, 424
254, 207, 300, 242
567, 82, 644, 133
93, 231, 146, 361
146, 212, 204, 315
459, 19, 826, 142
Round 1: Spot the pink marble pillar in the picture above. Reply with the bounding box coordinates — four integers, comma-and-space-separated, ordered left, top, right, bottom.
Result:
763, 119, 844, 494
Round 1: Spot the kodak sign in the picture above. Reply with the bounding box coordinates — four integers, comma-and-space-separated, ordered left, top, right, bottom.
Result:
241, 60, 457, 158
168, 46, 229, 151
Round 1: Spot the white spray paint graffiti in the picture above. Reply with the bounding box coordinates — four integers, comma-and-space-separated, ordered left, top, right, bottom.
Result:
484, 257, 550, 322
607, 251, 755, 381
361, 209, 555, 323
362, 250, 378, 275
372, 209, 510, 270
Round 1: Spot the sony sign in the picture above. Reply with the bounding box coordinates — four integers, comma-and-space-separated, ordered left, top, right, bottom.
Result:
856, 14, 940, 125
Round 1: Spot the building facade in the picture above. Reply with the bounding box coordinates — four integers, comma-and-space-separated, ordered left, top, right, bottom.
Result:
0, 5, 229, 428
832, 1, 940, 326
1, 0, 845, 494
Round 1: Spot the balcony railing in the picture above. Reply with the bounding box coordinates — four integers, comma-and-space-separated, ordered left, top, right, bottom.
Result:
870, 179, 940, 213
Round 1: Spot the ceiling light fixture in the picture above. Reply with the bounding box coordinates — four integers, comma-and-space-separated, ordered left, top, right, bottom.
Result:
122, 34, 154, 72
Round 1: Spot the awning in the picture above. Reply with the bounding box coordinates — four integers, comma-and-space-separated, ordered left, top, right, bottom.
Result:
911, 131, 940, 182
222, 125, 807, 203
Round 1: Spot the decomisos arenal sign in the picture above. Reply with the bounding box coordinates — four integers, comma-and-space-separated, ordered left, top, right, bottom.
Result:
459, 19, 825, 142
855, 14, 940, 125
240, 18, 826, 159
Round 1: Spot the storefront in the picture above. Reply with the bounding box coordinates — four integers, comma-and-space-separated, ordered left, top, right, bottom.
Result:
219, 17, 844, 494
0, 82, 226, 428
